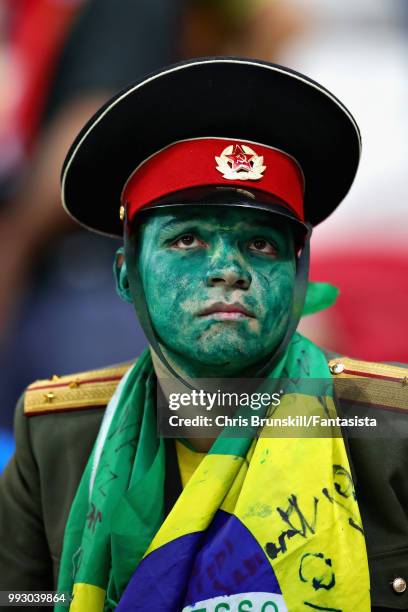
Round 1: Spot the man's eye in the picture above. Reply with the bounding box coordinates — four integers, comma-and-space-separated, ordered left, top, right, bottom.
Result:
172, 234, 205, 249
248, 238, 278, 256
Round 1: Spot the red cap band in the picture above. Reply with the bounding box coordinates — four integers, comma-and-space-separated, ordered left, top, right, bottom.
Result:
122, 137, 305, 222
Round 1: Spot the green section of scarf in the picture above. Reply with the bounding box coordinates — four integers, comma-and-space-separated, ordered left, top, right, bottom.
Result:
303, 281, 338, 316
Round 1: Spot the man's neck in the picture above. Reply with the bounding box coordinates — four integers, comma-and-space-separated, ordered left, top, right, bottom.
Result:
151, 348, 220, 453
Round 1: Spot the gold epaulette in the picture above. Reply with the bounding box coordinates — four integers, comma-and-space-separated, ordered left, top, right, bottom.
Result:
24, 361, 135, 416
328, 356, 408, 411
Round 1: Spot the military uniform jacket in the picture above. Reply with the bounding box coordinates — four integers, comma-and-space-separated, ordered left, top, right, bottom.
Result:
1, 355, 408, 611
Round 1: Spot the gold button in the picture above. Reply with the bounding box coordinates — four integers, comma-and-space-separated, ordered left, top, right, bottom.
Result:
119, 205, 125, 221
392, 577, 407, 594
69, 379, 81, 389
44, 392, 55, 403
330, 362, 345, 375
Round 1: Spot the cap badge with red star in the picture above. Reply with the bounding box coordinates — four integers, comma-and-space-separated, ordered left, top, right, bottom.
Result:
215, 143, 266, 181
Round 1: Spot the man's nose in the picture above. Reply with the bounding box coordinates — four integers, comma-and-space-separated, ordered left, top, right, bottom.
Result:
206, 257, 252, 290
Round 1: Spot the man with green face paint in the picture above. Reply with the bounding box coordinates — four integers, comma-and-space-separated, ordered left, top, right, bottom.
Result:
1, 59, 408, 612
121, 204, 296, 379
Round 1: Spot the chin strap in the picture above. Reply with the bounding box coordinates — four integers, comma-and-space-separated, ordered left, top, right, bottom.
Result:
124, 218, 312, 387
255, 224, 312, 376
124, 224, 197, 391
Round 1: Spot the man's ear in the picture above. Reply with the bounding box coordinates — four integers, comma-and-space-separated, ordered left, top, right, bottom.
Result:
114, 247, 133, 304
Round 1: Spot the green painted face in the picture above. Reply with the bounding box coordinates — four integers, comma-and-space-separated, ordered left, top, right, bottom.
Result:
130, 205, 296, 377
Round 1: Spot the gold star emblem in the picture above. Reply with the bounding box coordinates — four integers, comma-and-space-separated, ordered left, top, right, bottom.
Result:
215, 143, 266, 181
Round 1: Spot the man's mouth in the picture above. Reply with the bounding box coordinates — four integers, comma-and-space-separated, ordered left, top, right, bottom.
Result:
198, 302, 255, 321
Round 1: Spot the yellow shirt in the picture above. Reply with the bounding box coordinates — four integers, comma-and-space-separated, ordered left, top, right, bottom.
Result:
175, 440, 206, 488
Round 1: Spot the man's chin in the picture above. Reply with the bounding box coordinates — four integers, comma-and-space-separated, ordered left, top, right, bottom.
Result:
188, 344, 269, 372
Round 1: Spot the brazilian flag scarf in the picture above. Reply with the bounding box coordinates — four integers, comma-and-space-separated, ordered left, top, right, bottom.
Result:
56, 333, 370, 611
